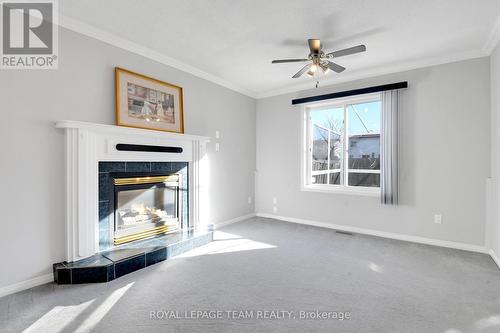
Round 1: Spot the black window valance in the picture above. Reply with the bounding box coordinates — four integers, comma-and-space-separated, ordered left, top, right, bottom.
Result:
292, 81, 408, 105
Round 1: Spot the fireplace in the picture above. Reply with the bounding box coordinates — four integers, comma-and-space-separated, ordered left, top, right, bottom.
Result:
54, 119, 213, 283
56, 121, 209, 262
109, 173, 184, 245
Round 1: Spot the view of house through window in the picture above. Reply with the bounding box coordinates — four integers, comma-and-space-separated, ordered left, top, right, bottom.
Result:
308, 95, 381, 189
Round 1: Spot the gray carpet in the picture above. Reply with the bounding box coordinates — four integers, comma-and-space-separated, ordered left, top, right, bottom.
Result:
1, 217, 500, 333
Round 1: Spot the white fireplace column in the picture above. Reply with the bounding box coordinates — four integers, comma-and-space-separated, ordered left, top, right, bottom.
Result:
56, 121, 210, 262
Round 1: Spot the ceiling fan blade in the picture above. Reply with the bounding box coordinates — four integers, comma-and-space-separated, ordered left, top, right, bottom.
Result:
327, 44, 366, 58
292, 63, 313, 78
308, 39, 321, 53
272, 59, 309, 64
327, 61, 346, 73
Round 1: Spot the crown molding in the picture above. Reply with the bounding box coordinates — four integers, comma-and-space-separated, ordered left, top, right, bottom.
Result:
58, 14, 495, 100
483, 13, 500, 55
58, 15, 257, 99
256, 49, 486, 99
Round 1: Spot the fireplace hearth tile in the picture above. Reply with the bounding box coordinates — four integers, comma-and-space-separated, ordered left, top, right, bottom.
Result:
168, 239, 193, 258
192, 232, 213, 247
102, 248, 146, 263
107, 265, 115, 282
114, 254, 146, 279
64, 254, 113, 268
53, 228, 213, 284
72, 266, 111, 284
146, 247, 167, 266
53, 263, 71, 284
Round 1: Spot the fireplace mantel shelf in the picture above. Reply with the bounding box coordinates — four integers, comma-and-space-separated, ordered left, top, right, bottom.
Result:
55, 120, 210, 143
56, 120, 210, 262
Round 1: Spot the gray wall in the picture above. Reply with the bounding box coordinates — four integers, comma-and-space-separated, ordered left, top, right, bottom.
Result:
489, 43, 500, 255
0, 28, 256, 288
256, 58, 490, 246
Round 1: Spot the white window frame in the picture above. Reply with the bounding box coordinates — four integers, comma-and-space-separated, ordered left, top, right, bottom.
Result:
300, 93, 381, 197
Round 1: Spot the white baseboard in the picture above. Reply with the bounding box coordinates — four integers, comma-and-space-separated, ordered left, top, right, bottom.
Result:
0, 273, 53, 299
213, 213, 256, 229
256, 213, 488, 254
489, 249, 500, 269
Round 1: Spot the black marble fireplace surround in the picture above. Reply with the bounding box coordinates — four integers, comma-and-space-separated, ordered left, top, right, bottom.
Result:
99, 161, 189, 250
53, 161, 213, 284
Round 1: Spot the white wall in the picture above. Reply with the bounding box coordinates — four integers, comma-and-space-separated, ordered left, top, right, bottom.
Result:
0, 28, 256, 289
256, 58, 490, 246
489, 43, 500, 257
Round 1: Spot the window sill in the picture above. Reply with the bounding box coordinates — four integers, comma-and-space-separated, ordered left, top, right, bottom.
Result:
301, 184, 381, 197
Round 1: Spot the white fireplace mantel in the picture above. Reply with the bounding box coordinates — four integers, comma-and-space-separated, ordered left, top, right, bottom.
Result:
56, 120, 210, 262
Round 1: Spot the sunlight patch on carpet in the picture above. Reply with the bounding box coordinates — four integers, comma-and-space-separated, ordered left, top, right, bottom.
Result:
73, 282, 134, 333
176, 236, 276, 257
23, 299, 95, 333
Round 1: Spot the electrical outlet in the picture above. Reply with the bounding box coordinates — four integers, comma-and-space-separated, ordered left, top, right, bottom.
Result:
272, 197, 277, 204
248, 196, 252, 204
434, 214, 442, 224
273, 206, 277, 213
215, 130, 220, 139
215, 143, 220, 152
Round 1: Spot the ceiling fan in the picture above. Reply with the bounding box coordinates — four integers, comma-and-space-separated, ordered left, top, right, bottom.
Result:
272, 39, 366, 79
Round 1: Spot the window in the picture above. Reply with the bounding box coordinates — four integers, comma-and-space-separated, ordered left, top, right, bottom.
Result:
303, 93, 381, 195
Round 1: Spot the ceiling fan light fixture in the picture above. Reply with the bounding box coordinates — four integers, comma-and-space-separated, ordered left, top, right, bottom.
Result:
319, 63, 330, 74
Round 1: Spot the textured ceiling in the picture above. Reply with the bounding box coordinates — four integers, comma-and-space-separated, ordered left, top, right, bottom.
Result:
60, 0, 500, 97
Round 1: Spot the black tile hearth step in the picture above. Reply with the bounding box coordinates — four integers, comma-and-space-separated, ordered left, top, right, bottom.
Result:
53, 228, 213, 284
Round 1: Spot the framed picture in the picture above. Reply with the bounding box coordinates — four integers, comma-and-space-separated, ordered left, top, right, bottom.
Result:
115, 67, 184, 133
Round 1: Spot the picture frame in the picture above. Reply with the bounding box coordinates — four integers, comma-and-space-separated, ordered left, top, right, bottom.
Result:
115, 67, 184, 133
